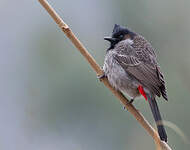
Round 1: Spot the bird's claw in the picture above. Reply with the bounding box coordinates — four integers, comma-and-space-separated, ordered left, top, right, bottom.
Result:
127, 99, 134, 104
123, 99, 134, 110
97, 73, 105, 81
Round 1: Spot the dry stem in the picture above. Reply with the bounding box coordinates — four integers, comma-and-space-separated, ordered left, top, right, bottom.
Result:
38, 0, 172, 149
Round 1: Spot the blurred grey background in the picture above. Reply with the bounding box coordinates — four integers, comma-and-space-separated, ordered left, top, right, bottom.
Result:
0, 0, 190, 149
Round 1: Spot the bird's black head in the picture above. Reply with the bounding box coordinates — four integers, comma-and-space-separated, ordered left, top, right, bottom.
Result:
104, 24, 136, 50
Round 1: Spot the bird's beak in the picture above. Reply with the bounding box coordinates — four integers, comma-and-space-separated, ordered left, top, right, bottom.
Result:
104, 37, 117, 43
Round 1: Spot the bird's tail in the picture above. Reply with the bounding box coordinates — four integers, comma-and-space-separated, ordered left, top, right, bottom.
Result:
147, 95, 167, 142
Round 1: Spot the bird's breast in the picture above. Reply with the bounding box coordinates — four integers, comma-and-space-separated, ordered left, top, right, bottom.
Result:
103, 51, 140, 98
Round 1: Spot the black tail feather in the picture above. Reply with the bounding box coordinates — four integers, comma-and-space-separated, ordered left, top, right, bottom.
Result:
160, 84, 168, 101
147, 95, 167, 142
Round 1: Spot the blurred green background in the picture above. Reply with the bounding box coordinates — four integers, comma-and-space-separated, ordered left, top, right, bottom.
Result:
1, 0, 190, 149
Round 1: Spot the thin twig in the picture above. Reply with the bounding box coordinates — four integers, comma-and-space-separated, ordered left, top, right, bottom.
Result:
38, 0, 172, 149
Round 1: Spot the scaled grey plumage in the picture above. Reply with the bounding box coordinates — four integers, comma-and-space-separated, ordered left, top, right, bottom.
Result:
103, 24, 168, 142
104, 32, 167, 100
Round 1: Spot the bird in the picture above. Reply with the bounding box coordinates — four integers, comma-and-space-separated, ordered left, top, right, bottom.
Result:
102, 24, 168, 142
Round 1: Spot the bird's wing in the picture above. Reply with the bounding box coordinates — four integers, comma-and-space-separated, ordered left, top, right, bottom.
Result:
113, 41, 166, 98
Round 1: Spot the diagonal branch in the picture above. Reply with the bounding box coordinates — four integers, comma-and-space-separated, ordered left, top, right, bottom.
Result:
38, 0, 172, 149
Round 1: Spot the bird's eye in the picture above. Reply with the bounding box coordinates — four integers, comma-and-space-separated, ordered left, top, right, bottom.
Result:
119, 34, 124, 39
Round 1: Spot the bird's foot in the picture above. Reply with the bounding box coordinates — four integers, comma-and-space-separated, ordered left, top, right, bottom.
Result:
97, 72, 106, 81
128, 98, 134, 104
123, 99, 134, 110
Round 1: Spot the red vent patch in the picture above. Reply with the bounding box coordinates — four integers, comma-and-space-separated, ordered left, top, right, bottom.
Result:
138, 85, 147, 100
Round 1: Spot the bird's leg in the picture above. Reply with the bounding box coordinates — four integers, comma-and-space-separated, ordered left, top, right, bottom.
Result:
97, 73, 105, 79
123, 99, 134, 110
128, 98, 134, 104
97, 72, 106, 81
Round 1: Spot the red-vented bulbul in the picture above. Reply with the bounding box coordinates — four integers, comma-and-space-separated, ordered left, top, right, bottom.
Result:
102, 24, 168, 142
